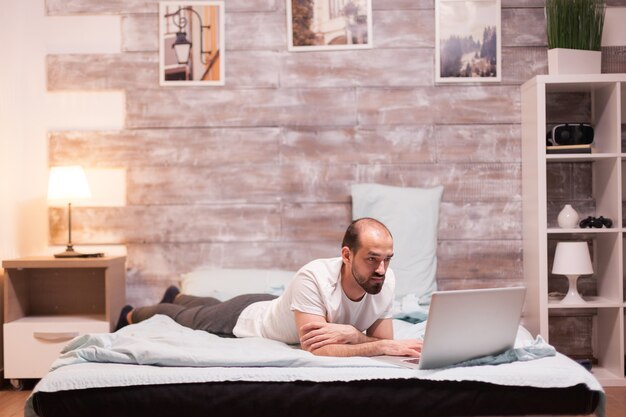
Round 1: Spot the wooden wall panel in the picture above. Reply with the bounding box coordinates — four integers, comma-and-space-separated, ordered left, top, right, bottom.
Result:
501, 8, 545, 47
50, 200, 522, 245
435, 124, 521, 163
50, 205, 282, 244
502, 47, 548, 84
374, 10, 434, 48
46, 0, 596, 311
280, 48, 433, 87
126, 88, 358, 128
126, 163, 359, 204
357, 86, 521, 126
356, 164, 521, 202
282, 127, 436, 164
50, 128, 281, 167
437, 240, 523, 283
121, 14, 156, 52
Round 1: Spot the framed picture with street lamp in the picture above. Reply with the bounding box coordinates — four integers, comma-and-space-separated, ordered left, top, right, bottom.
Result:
159, 1, 225, 86
287, 0, 373, 51
435, 0, 501, 83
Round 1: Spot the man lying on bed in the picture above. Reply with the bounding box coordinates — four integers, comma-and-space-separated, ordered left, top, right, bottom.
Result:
116, 217, 422, 358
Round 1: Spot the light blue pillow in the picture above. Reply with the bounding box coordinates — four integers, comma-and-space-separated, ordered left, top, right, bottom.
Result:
351, 183, 443, 305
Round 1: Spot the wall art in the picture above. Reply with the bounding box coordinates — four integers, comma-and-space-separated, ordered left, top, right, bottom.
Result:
159, 1, 225, 86
287, 0, 373, 51
435, 0, 501, 83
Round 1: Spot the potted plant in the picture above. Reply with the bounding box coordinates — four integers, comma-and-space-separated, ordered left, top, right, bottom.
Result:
545, 0, 606, 75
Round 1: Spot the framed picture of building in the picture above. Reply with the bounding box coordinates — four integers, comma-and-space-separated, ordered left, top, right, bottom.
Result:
287, 0, 373, 51
435, 0, 501, 83
159, 1, 225, 86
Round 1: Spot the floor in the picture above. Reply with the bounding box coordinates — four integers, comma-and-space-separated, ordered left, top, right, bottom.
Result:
0, 382, 625, 417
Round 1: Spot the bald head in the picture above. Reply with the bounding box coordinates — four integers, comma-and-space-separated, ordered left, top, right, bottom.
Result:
341, 218, 393, 253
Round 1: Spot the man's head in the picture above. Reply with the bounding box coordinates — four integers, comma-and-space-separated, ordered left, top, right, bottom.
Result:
341, 218, 394, 295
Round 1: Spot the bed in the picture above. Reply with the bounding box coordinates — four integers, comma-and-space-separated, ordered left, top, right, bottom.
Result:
25, 185, 604, 416
25, 267, 603, 417
26, 314, 603, 417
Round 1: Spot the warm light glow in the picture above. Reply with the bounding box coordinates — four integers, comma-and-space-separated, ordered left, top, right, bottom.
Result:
47, 166, 92, 201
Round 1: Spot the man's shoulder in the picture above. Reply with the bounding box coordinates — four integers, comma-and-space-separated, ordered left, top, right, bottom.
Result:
296, 257, 342, 282
301, 257, 342, 269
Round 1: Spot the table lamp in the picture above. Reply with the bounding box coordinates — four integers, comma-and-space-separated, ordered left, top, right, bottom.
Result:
551, 241, 593, 304
47, 166, 92, 258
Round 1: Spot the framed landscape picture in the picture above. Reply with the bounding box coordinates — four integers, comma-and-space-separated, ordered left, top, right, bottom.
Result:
159, 1, 225, 86
287, 0, 373, 51
435, 0, 501, 83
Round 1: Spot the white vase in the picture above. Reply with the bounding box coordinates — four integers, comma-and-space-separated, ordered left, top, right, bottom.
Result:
557, 204, 580, 228
548, 49, 601, 75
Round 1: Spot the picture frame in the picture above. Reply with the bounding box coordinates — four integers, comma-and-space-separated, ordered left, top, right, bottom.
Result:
159, 1, 225, 86
435, 0, 501, 83
287, 0, 373, 52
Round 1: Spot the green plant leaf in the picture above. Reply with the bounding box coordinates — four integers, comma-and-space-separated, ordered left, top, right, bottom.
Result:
545, 0, 606, 51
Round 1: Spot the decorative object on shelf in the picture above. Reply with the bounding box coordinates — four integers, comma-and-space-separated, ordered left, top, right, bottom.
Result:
435, 0, 502, 83
557, 204, 580, 228
546, 123, 594, 146
552, 241, 593, 305
47, 166, 92, 258
545, 0, 606, 75
159, 1, 225, 86
579, 216, 613, 228
287, 0, 373, 52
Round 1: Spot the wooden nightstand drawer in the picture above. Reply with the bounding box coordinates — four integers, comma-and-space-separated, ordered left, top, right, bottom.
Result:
4, 316, 110, 378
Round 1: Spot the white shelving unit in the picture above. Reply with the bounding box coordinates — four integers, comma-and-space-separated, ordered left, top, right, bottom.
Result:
522, 74, 626, 386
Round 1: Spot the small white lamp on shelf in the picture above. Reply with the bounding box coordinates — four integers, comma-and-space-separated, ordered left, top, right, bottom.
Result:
47, 166, 92, 258
552, 241, 593, 305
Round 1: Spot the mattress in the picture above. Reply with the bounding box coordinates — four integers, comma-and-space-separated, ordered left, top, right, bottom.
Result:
32, 377, 599, 417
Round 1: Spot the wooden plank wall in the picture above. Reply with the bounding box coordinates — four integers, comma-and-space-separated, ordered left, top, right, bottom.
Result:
46, 0, 626, 307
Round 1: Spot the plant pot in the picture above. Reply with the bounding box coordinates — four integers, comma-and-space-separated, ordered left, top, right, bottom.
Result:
548, 48, 601, 75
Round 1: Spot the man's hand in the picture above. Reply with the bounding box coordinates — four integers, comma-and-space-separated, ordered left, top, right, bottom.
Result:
378, 339, 423, 357
300, 322, 368, 351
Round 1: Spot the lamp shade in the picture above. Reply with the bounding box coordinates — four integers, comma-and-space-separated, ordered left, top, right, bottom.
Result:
47, 166, 92, 201
552, 241, 593, 275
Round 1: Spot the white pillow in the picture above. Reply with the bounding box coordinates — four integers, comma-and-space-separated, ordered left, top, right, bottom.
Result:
351, 183, 443, 304
180, 268, 295, 301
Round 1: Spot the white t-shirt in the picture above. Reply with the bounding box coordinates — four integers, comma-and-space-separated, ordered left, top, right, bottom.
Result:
232, 257, 396, 344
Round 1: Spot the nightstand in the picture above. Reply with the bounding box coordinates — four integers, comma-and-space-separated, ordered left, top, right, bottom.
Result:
2, 256, 125, 388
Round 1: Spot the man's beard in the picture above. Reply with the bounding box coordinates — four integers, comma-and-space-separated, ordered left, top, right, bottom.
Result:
351, 265, 385, 295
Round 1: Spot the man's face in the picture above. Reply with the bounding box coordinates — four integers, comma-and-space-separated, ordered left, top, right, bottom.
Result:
348, 229, 394, 295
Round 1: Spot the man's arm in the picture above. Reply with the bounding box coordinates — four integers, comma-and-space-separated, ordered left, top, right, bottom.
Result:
295, 311, 422, 357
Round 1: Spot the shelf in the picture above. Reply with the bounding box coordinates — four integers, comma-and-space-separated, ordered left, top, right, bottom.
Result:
546, 153, 619, 162
547, 228, 621, 234
547, 297, 623, 308
533, 74, 626, 93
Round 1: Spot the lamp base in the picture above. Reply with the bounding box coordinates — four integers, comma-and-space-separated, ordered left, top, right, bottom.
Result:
559, 275, 586, 305
54, 245, 85, 258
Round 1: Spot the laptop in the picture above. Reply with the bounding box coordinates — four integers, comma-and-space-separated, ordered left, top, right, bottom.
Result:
376, 286, 526, 370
